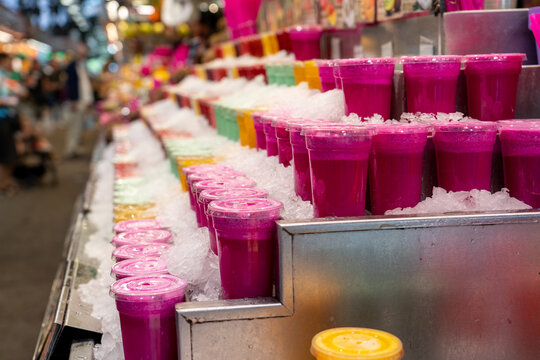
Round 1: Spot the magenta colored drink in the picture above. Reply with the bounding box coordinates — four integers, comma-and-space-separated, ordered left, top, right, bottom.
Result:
401, 55, 462, 114
114, 219, 165, 234
187, 170, 245, 211
111, 257, 169, 280
499, 120, 540, 208
317, 60, 336, 92
262, 114, 279, 157
200, 188, 269, 254
337, 58, 396, 118
369, 124, 430, 215
192, 177, 257, 227
433, 121, 497, 191
289, 25, 323, 61
273, 118, 293, 167
110, 275, 187, 360
305, 125, 372, 217
113, 243, 172, 262
464, 54, 525, 122
208, 198, 283, 299
252, 112, 267, 150
112, 229, 172, 247
333, 65, 342, 90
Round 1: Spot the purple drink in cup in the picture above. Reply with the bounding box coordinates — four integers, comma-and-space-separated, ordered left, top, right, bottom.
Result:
401, 55, 462, 114
433, 121, 497, 191
208, 198, 283, 299
187, 171, 245, 210
113, 243, 172, 262
305, 124, 373, 217
193, 177, 257, 227
114, 219, 165, 234
262, 114, 279, 157
317, 60, 336, 92
111, 257, 169, 280
337, 58, 396, 119
464, 54, 525, 122
110, 275, 187, 360
499, 120, 540, 208
272, 117, 293, 167
333, 65, 342, 90
289, 25, 323, 61
200, 188, 269, 254
369, 123, 430, 215
252, 112, 267, 150
112, 229, 172, 247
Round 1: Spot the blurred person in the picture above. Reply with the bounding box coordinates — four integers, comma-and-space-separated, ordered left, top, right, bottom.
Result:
42, 57, 65, 126
22, 58, 46, 123
64, 43, 94, 158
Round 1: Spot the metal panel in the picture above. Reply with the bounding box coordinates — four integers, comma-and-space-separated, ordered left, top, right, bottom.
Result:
177, 211, 540, 360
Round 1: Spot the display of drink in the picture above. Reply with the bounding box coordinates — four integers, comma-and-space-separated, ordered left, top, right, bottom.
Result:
369, 123, 430, 215
182, 164, 234, 192
288, 119, 323, 202
317, 60, 336, 92
310, 327, 404, 360
464, 54, 525, 121
272, 117, 293, 167
112, 229, 173, 247
433, 121, 497, 191
111, 257, 169, 280
305, 125, 373, 217
499, 120, 540, 208
199, 188, 269, 254
187, 171, 245, 210
401, 55, 462, 114
262, 114, 279, 157
112, 243, 172, 262
207, 198, 283, 299
192, 177, 257, 227
110, 275, 187, 360
113, 219, 165, 234
289, 25, 323, 61
337, 58, 396, 118
252, 112, 267, 150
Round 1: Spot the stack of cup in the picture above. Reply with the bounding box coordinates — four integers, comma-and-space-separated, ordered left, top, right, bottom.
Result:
304, 124, 373, 217
337, 58, 396, 119
498, 120, 540, 208
433, 121, 497, 191
207, 198, 283, 299
111, 257, 169, 280
317, 60, 336, 92
112, 229, 173, 247
112, 243, 172, 262
272, 117, 293, 167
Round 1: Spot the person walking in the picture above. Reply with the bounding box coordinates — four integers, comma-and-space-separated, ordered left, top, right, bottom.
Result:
64, 44, 94, 158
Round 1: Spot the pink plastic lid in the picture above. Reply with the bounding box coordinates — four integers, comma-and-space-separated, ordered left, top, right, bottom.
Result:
207, 198, 283, 220
187, 171, 245, 186
110, 274, 188, 303
114, 219, 165, 233
193, 178, 257, 195
111, 257, 169, 279
112, 229, 172, 247
183, 164, 235, 177
112, 243, 172, 261
199, 187, 269, 206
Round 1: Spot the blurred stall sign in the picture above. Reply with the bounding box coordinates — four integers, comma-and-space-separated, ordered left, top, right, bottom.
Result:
377, 0, 431, 21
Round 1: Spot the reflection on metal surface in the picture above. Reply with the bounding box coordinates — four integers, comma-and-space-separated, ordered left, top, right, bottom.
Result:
178, 211, 540, 360
69, 340, 94, 360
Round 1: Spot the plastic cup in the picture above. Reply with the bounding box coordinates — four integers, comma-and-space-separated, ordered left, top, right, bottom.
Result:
200, 188, 269, 254
305, 60, 322, 90
401, 55, 462, 114
111, 257, 169, 280
499, 120, 540, 208
305, 125, 373, 217
187, 171, 245, 211
262, 114, 279, 157
310, 327, 404, 360
294, 61, 307, 85
208, 198, 283, 299
317, 60, 336, 92
193, 177, 257, 227
110, 275, 187, 360
369, 124, 430, 215
337, 58, 396, 119
464, 54, 525, 122
289, 25, 323, 61
433, 121, 498, 192
252, 112, 267, 150
272, 117, 293, 167
333, 65, 342, 90
112, 243, 172, 262
114, 219, 165, 234
182, 164, 233, 192
112, 229, 172, 248
288, 119, 323, 202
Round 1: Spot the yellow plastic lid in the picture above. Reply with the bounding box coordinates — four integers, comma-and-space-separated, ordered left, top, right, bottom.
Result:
311, 328, 403, 360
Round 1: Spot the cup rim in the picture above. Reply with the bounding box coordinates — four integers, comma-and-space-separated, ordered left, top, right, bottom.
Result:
400, 55, 463, 64
463, 53, 526, 63
207, 197, 283, 220
432, 121, 498, 132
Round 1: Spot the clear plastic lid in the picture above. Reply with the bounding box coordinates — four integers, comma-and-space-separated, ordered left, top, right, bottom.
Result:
311, 328, 404, 360
183, 164, 234, 176
114, 219, 165, 233
207, 198, 283, 220
303, 124, 374, 138
374, 123, 431, 135
111, 257, 169, 279
112, 229, 172, 247
498, 119, 540, 143
252, 112, 268, 125
193, 178, 257, 195
110, 274, 188, 303
337, 57, 397, 67
463, 53, 526, 63
199, 188, 269, 206
400, 55, 462, 64
112, 243, 172, 261
271, 117, 290, 129
432, 121, 497, 133
287, 119, 324, 132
